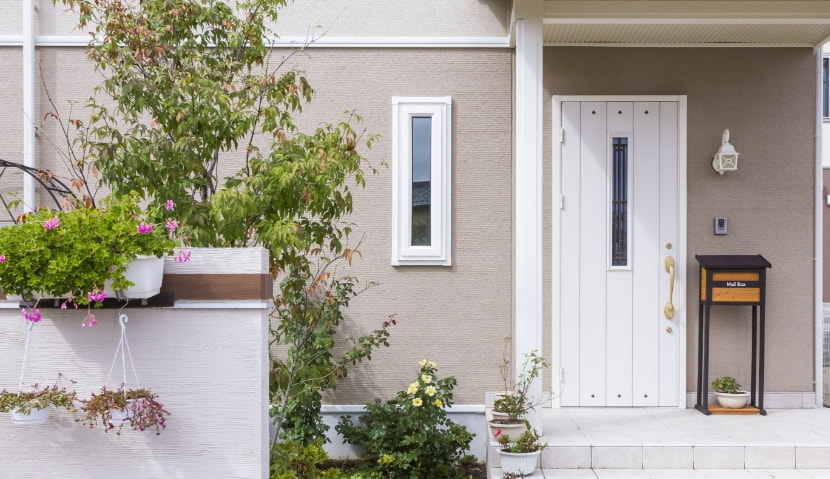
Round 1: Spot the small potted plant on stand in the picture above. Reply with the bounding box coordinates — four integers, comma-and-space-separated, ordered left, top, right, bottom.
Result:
712, 376, 749, 409
496, 421, 547, 477
0, 380, 77, 425
489, 337, 550, 439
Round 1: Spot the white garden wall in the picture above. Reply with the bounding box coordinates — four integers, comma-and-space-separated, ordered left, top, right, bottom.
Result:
0, 248, 271, 478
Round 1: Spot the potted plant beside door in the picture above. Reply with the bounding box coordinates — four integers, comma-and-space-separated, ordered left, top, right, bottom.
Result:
497, 422, 547, 477
712, 376, 749, 409
489, 337, 549, 439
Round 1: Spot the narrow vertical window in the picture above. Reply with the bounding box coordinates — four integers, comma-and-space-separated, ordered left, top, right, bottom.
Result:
411, 117, 432, 246
611, 137, 628, 266
391, 97, 452, 266
823, 57, 829, 119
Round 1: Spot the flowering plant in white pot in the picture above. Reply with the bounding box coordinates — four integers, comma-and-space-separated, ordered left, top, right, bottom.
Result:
0, 193, 185, 325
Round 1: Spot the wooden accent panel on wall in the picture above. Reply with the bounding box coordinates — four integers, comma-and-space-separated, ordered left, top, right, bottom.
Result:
161, 274, 273, 301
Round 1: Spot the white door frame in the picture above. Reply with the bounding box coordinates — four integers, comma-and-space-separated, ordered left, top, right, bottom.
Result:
551, 95, 688, 408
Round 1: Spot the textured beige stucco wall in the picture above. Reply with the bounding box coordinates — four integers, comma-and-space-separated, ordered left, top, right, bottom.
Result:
277, 48, 516, 405
543, 47, 817, 394
0, 47, 25, 224
7, 45, 516, 405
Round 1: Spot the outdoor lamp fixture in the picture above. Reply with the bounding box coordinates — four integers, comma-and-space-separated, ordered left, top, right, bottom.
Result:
712, 129, 739, 175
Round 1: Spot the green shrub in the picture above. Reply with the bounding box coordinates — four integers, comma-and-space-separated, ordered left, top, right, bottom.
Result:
335, 361, 474, 479
271, 440, 338, 479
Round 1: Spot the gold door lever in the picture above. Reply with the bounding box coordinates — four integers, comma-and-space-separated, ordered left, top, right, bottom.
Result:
664, 256, 675, 319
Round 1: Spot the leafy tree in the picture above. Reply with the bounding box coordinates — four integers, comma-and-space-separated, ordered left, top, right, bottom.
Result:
53, 0, 392, 447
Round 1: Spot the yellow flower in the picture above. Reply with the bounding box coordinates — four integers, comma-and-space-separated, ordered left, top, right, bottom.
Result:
429, 361, 437, 368
425, 385, 437, 397
422, 374, 432, 383
412, 398, 423, 407
407, 382, 419, 395
420, 359, 427, 366
434, 399, 443, 407
380, 454, 395, 465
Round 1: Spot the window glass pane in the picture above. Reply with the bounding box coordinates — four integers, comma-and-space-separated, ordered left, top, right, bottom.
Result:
611, 137, 628, 266
823, 58, 829, 118
411, 117, 431, 246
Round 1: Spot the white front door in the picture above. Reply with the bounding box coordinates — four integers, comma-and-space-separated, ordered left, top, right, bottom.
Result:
554, 97, 686, 407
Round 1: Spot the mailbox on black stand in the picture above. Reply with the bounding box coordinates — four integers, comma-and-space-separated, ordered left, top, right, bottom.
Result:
694, 254, 771, 415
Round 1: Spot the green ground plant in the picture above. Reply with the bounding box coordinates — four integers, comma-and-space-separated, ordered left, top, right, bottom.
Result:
336, 361, 475, 479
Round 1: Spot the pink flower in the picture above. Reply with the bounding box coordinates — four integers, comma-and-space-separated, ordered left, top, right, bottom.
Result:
174, 249, 191, 263
43, 216, 60, 230
21, 307, 41, 323
495, 429, 502, 438
165, 199, 175, 211
82, 312, 98, 327
87, 290, 107, 303
165, 219, 178, 233
0, 254, 5, 263
137, 221, 153, 234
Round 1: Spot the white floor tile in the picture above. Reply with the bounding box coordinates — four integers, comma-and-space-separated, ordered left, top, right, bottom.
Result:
747, 469, 809, 478
644, 469, 704, 478
696, 470, 755, 478
745, 447, 796, 469
593, 447, 643, 469
592, 470, 651, 478
541, 470, 599, 478
643, 446, 694, 469
796, 470, 830, 479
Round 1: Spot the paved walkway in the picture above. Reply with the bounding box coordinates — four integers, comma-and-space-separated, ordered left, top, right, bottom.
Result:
488, 408, 830, 478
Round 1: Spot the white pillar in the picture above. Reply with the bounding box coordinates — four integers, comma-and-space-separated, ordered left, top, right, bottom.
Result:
514, 14, 544, 428
23, 0, 36, 212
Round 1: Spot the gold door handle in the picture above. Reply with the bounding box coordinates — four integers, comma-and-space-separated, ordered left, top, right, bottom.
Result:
664, 256, 675, 319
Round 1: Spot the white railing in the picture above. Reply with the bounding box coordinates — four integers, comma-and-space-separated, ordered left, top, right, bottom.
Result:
823, 303, 830, 407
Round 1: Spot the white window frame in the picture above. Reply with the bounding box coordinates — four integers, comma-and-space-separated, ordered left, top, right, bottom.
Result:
391, 96, 452, 266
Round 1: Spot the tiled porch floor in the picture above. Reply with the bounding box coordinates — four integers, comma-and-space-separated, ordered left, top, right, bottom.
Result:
488, 407, 830, 478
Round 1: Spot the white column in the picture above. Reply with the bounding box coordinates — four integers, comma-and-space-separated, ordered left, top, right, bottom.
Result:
514, 15, 544, 428
23, 0, 35, 212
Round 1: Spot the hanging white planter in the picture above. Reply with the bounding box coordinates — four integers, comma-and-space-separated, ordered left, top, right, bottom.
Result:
10, 405, 51, 425
108, 400, 135, 424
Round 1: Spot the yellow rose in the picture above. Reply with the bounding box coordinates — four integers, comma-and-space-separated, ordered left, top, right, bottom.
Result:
420, 359, 427, 366
412, 398, 423, 407
429, 361, 437, 368
434, 399, 443, 407
425, 386, 437, 397
422, 374, 432, 383
407, 382, 419, 395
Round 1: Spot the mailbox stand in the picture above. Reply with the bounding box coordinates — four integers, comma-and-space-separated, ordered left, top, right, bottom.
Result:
695, 254, 771, 415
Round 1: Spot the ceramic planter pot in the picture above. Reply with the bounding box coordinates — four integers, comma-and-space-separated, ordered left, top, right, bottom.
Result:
10, 405, 52, 425
105, 255, 165, 299
489, 419, 527, 441
499, 449, 541, 475
714, 391, 749, 409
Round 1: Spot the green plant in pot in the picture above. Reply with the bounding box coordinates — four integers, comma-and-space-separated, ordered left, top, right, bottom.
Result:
80, 385, 169, 435
0, 379, 78, 424
490, 337, 550, 437
0, 192, 180, 324
712, 376, 749, 409
496, 421, 547, 476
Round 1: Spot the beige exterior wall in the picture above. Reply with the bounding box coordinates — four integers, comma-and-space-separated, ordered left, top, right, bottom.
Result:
278, 48, 516, 405
543, 47, 817, 394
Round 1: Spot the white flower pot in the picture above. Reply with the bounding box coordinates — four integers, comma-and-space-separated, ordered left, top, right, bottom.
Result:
10, 405, 51, 425
499, 449, 541, 476
489, 420, 527, 441
714, 391, 749, 409
108, 399, 136, 424
105, 255, 165, 299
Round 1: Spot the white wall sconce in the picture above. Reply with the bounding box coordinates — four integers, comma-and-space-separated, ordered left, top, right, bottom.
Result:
712, 129, 739, 175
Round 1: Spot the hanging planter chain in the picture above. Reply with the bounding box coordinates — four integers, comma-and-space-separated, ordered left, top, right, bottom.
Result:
105, 313, 141, 395
18, 320, 48, 396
